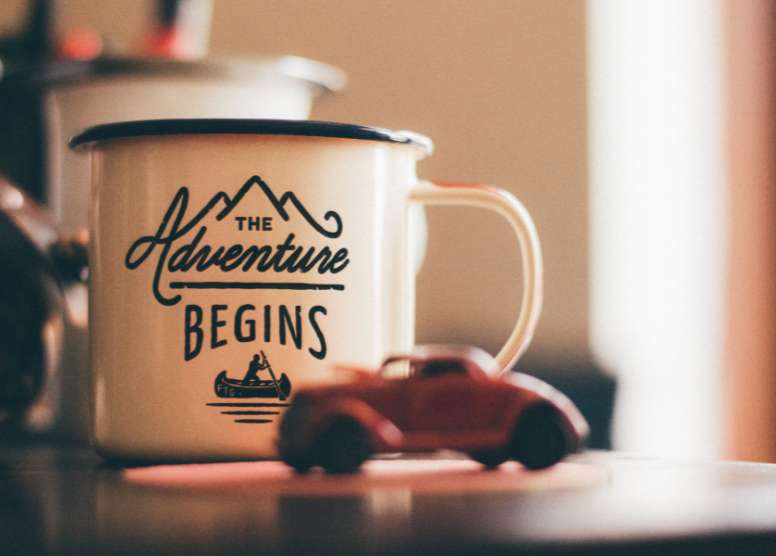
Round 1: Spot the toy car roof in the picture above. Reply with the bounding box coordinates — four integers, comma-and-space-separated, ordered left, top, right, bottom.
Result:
381, 345, 502, 377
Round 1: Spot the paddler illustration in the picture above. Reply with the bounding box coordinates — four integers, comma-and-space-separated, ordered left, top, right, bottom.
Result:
214, 351, 291, 401
243, 353, 269, 383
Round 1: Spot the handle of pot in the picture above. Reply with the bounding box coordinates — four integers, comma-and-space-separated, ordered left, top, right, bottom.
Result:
410, 181, 543, 371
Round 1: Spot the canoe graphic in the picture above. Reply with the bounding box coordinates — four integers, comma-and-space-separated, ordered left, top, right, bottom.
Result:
214, 370, 292, 399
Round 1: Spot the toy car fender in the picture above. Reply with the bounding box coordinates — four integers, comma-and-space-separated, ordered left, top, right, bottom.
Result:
306, 396, 404, 452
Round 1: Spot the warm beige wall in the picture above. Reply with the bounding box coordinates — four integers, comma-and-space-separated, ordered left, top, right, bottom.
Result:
206, 1, 589, 363
4, 0, 589, 364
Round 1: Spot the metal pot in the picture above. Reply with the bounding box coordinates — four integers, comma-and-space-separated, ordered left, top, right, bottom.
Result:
0, 177, 71, 436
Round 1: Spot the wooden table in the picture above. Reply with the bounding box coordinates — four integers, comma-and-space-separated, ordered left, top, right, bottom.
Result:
3, 447, 776, 555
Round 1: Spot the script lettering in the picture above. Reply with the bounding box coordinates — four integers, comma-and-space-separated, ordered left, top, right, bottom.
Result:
125, 176, 348, 306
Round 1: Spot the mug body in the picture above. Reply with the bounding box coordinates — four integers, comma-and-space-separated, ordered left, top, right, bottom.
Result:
79, 120, 430, 461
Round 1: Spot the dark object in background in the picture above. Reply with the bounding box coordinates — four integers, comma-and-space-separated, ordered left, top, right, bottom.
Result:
0, 208, 59, 433
48, 230, 89, 284
0, 0, 53, 68
145, 0, 212, 58
0, 0, 53, 202
0, 177, 88, 437
0, 77, 47, 202
513, 357, 617, 450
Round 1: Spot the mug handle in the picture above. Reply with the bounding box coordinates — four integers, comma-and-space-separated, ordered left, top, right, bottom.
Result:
410, 181, 543, 371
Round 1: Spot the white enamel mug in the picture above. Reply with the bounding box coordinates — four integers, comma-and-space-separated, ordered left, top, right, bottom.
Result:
71, 119, 542, 462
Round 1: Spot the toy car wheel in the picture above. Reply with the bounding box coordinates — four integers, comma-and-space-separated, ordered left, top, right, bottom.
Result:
510, 404, 569, 470
317, 417, 372, 474
469, 450, 509, 469
278, 403, 316, 473
280, 452, 315, 474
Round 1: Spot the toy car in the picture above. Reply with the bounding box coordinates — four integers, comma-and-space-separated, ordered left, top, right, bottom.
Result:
277, 345, 589, 473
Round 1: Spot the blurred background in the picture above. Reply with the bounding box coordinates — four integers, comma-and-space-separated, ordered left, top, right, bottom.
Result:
1, 0, 774, 463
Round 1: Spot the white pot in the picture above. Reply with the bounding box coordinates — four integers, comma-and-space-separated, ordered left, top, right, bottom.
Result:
43, 56, 346, 232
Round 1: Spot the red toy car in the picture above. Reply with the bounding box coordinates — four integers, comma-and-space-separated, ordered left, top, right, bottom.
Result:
277, 345, 589, 473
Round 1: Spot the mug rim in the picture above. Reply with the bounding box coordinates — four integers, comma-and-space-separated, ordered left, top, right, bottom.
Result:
69, 119, 434, 156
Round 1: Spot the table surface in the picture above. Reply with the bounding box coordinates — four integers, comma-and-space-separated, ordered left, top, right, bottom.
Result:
3, 447, 776, 556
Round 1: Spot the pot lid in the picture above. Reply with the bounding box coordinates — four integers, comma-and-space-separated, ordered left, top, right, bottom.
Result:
2, 55, 346, 95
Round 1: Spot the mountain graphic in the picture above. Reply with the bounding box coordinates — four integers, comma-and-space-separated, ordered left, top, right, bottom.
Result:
173, 175, 342, 242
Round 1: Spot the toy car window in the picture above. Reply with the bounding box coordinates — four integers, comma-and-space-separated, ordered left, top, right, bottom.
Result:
417, 360, 468, 378
380, 359, 411, 379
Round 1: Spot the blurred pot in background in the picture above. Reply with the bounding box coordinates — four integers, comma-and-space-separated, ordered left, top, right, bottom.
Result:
41, 55, 346, 233
0, 177, 71, 435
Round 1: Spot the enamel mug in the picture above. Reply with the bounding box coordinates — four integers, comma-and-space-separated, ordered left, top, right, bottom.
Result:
71, 119, 542, 461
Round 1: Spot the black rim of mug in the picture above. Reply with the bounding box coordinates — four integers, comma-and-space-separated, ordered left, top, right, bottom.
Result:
69, 119, 433, 155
